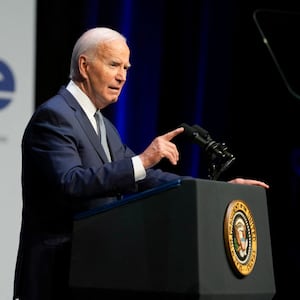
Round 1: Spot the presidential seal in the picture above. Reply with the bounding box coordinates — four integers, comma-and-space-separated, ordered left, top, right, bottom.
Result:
223, 199, 257, 277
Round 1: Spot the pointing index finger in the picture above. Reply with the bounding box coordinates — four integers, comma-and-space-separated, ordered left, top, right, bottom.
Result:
162, 127, 184, 141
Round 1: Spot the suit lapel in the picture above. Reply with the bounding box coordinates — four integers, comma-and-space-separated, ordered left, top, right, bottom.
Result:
76, 109, 110, 163
59, 87, 110, 163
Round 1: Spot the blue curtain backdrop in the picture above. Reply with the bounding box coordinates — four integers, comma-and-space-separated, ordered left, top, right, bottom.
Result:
35, 1, 300, 298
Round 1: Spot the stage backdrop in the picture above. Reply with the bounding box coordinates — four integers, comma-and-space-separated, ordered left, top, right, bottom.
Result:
0, 0, 36, 298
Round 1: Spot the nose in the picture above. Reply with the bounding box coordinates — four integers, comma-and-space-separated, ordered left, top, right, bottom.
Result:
116, 67, 127, 82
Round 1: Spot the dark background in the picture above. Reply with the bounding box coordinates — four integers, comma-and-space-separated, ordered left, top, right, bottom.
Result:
35, 0, 300, 298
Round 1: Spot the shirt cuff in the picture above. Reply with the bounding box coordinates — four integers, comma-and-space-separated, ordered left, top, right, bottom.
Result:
132, 155, 146, 181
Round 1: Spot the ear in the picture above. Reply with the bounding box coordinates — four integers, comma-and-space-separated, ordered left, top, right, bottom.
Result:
78, 55, 89, 79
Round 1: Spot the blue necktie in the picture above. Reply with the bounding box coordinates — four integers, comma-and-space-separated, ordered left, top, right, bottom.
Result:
94, 110, 112, 162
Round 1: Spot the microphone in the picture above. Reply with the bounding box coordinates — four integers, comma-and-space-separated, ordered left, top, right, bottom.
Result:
180, 123, 230, 158
192, 124, 234, 160
179, 123, 208, 148
179, 123, 236, 179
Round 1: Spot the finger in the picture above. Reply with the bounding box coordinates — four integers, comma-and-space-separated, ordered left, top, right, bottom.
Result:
163, 143, 180, 165
242, 179, 269, 188
248, 180, 269, 189
161, 127, 184, 141
229, 178, 269, 189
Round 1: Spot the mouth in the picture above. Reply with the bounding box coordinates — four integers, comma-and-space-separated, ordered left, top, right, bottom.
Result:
109, 86, 120, 92
108, 87, 121, 98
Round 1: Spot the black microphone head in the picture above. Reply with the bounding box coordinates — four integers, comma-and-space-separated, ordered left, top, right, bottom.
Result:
193, 124, 209, 139
179, 123, 196, 139
179, 123, 208, 147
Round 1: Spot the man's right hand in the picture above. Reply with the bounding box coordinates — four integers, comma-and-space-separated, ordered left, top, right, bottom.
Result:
139, 127, 184, 169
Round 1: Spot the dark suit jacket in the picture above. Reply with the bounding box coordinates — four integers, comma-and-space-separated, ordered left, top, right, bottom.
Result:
13, 86, 181, 300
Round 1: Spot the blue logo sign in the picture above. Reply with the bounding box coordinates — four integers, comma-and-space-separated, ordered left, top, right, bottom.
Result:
0, 60, 15, 109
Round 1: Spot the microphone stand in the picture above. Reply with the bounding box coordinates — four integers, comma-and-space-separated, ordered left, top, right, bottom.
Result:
205, 141, 236, 180
192, 124, 236, 180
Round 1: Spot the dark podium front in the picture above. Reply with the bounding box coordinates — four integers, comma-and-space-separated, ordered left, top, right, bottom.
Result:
69, 178, 276, 299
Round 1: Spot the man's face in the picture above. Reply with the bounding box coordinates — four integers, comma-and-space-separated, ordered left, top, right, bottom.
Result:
82, 39, 131, 109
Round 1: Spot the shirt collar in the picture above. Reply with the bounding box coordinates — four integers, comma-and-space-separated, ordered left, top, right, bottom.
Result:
66, 80, 97, 119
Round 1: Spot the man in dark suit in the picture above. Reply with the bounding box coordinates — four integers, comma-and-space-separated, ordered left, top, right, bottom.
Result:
13, 27, 269, 300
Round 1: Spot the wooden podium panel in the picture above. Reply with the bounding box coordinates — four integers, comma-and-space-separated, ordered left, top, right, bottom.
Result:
69, 179, 276, 299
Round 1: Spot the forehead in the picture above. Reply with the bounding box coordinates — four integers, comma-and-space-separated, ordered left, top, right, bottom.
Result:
98, 39, 130, 61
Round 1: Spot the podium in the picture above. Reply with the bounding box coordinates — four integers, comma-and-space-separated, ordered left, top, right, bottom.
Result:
69, 178, 276, 299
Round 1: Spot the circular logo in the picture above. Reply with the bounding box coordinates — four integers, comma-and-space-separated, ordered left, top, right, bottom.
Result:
223, 199, 257, 276
0, 60, 15, 109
